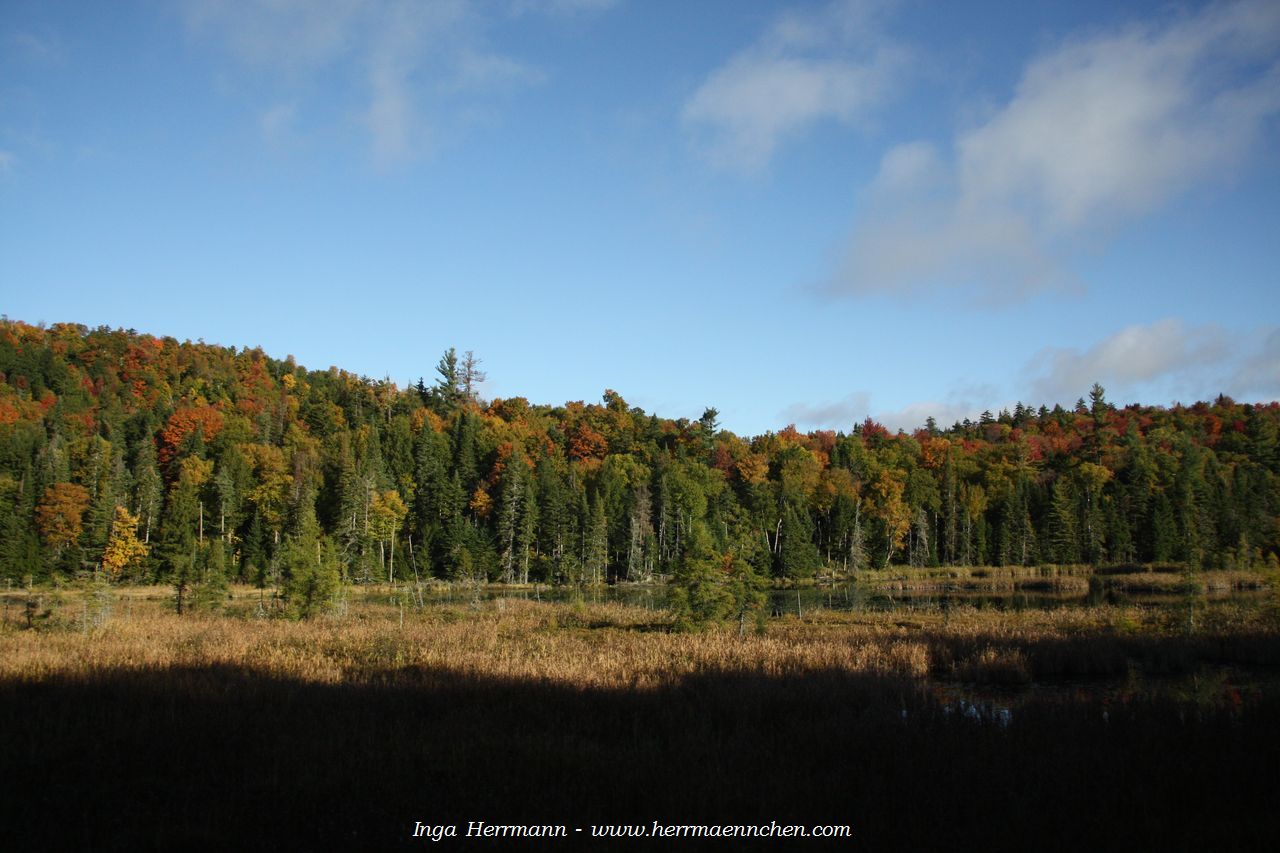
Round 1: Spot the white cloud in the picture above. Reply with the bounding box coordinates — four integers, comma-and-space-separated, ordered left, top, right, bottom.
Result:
360, 2, 452, 164
782, 388, 995, 433
182, 0, 592, 164
1024, 319, 1280, 405
834, 0, 1280, 298
0, 150, 14, 174
781, 318, 1280, 435
873, 400, 987, 434
869, 140, 944, 196
782, 392, 871, 428
1231, 328, 1280, 397
183, 0, 369, 72
684, 0, 906, 172
447, 51, 543, 93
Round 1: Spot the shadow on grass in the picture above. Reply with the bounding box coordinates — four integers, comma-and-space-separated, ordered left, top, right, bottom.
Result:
2, 665, 1278, 851
928, 629, 1280, 679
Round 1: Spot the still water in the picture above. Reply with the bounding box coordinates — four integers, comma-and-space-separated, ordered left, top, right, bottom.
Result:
423, 581, 1269, 616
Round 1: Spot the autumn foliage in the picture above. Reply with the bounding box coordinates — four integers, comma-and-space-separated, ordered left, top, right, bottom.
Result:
1, 319, 1278, 586
102, 506, 148, 579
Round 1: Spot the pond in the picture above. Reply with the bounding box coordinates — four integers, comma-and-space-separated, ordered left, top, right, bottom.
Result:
420, 580, 1272, 617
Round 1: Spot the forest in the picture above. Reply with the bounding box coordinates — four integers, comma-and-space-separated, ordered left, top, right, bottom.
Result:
2, 318, 1278, 610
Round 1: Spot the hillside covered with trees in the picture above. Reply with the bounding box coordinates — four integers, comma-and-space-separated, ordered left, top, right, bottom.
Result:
2, 319, 1277, 607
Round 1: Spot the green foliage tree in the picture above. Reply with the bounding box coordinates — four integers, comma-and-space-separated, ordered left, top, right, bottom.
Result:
671, 521, 732, 630
2, 320, 1279, 596
1048, 480, 1080, 564
280, 504, 341, 618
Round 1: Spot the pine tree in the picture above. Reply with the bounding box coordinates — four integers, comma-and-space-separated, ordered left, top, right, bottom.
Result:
281, 501, 341, 618
777, 503, 819, 579
433, 347, 463, 411
192, 538, 230, 612
584, 495, 608, 585
1048, 480, 1080, 564
726, 529, 768, 636
671, 521, 731, 630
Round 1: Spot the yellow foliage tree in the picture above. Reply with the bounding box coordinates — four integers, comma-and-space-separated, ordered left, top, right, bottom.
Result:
871, 468, 911, 568
469, 486, 493, 521
102, 505, 148, 580
369, 489, 408, 583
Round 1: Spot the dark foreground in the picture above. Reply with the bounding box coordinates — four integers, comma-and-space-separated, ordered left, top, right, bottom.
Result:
3, 665, 1278, 852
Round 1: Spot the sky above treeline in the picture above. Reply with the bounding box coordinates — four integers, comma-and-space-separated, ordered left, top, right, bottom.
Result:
2, 0, 1278, 436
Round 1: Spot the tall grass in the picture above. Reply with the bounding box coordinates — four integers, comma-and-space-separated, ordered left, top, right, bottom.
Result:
855, 563, 1272, 595
3, 590, 1277, 686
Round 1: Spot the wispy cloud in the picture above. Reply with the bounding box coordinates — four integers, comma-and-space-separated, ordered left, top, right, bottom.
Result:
1231, 328, 1280, 397
832, 0, 1280, 299
0, 150, 14, 175
684, 0, 906, 172
782, 387, 994, 433
182, 0, 597, 165
5, 30, 66, 66
782, 317, 1280, 434
259, 103, 298, 146
183, 0, 368, 72
509, 0, 619, 15
1024, 319, 1280, 405
782, 391, 871, 428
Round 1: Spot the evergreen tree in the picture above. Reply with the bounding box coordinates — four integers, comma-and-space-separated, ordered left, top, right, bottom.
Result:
671, 521, 731, 630
192, 538, 230, 612
280, 504, 341, 618
777, 503, 819, 579
1048, 480, 1080, 564
432, 348, 463, 411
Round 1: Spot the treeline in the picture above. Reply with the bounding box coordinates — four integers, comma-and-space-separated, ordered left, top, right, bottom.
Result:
2, 319, 1278, 598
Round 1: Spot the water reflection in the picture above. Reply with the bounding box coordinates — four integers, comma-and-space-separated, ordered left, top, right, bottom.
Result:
425, 582, 1270, 617
929, 663, 1275, 721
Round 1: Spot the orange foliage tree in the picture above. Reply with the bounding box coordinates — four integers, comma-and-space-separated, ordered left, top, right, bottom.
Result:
36, 482, 91, 555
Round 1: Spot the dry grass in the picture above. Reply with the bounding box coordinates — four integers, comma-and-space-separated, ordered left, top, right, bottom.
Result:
3, 584, 1277, 688
0, 593, 931, 687
859, 564, 1095, 594
856, 563, 1273, 596
1087, 569, 1269, 594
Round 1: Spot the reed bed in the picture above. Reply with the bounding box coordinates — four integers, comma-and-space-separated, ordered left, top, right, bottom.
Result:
855, 563, 1272, 596
0, 596, 930, 687
1090, 569, 1268, 593
860, 563, 1096, 593
3, 589, 1277, 688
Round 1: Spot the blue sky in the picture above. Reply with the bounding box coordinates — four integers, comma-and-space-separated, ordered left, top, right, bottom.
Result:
2, 0, 1277, 436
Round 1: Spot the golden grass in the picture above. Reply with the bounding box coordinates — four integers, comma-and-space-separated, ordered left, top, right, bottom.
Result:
856, 564, 1274, 597
858, 564, 1096, 593
2, 584, 1276, 689
1086, 569, 1269, 593
0, 594, 930, 688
